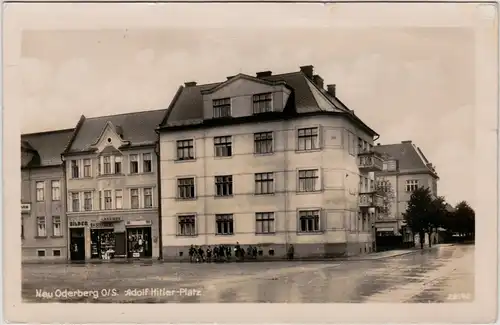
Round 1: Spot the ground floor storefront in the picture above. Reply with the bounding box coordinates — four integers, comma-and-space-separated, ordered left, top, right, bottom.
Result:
68, 213, 160, 261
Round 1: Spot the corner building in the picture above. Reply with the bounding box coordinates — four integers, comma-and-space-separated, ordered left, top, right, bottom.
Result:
63, 110, 165, 261
159, 66, 383, 259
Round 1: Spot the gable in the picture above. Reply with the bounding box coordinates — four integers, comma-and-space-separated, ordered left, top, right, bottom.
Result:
91, 121, 129, 153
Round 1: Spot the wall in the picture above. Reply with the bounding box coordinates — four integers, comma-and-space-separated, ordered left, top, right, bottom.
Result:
21, 166, 67, 262
160, 113, 376, 258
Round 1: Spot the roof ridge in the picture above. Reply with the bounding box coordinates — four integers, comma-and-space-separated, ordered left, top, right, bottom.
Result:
22, 128, 74, 137
85, 108, 166, 120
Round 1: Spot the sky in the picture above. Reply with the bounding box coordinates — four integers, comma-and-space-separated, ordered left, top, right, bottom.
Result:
6, 4, 480, 207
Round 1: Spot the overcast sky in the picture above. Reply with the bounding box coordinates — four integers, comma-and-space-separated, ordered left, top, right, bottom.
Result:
6, 3, 481, 207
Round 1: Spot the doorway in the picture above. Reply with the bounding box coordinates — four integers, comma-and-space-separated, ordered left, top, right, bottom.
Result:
70, 228, 85, 261
126, 227, 152, 258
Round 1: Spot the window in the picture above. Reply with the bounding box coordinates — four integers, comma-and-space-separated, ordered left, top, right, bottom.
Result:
71, 160, 79, 178
215, 175, 233, 197
103, 156, 111, 174
177, 178, 195, 199
71, 192, 79, 212
52, 216, 61, 236
36, 216, 46, 237
297, 127, 319, 151
130, 189, 139, 209
214, 136, 232, 157
405, 180, 419, 192
99, 191, 102, 210
176, 139, 195, 160
130, 155, 139, 174
143, 153, 152, 172
115, 156, 122, 174
144, 188, 153, 208
254, 132, 273, 154
51, 180, 60, 201
348, 133, 356, 156
83, 159, 91, 177
298, 169, 319, 192
256, 212, 275, 234
115, 189, 123, 209
255, 172, 274, 194
84, 191, 92, 211
53, 250, 61, 257
104, 190, 112, 210
213, 98, 231, 118
216, 214, 234, 235
299, 210, 321, 233
37, 250, 46, 257
178, 215, 196, 236
36, 181, 44, 201
253, 93, 272, 113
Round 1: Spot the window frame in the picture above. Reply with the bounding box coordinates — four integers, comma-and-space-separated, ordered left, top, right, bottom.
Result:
297, 127, 320, 151
36, 216, 47, 237
37, 249, 46, 257
83, 158, 92, 177
177, 214, 197, 237
36, 181, 45, 202
52, 249, 61, 257
255, 212, 275, 234
212, 97, 231, 118
297, 169, 320, 192
215, 175, 233, 197
144, 187, 153, 208
254, 131, 274, 154
130, 188, 140, 209
104, 190, 112, 210
143, 153, 153, 173
252, 92, 273, 114
52, 216, 62, 237
405, 179, 420, 192
71, 160, 80, 179
115, 189, 123, 209
129, 154, 139, 174
215, 214, 234, 235
114, 156, 122, 174
177, 177, 196, 199
298, 209, 321, 233
51, 180, 60, 201
83, 191, 92, 211
71, 192, 80, 212
176, 139, 195, 161
255, 172, 274, 195
214, 136, 233, 158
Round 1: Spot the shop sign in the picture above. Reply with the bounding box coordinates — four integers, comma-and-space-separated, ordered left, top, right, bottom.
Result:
126, 220, 152, 226
21, 203, 31, 213
69, 220, 89, 227
91, 222, 114, 228
98, 216, 122, 223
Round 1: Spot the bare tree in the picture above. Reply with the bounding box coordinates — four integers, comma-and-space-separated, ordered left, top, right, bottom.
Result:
374, 177, 396, 218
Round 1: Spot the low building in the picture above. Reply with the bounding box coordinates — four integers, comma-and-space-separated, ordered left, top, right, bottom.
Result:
373, 140, 439, 249
62, 110, 165, 261
158, 65, 383, 259
21, 129, 74, 262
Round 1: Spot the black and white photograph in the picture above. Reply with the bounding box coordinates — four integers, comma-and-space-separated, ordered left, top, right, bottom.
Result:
3, 2, 498, 324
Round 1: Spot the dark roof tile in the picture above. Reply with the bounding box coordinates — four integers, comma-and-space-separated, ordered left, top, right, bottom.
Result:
21, 129, 74, 167
374, 142, 437, 176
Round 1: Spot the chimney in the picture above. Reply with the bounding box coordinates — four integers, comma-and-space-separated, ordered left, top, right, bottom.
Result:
299, 65, 314, 79
326, 84, 336, 96
256, 71, 272, 78
184, 81, 197, 87
401, 140, 412, 144
312, 75, 324, 89
226, 75, 235, 80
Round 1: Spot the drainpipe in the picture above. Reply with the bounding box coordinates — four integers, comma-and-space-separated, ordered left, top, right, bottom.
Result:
154, 133, 163, 260
283, 120, 289, 256
60, 154, 71, 261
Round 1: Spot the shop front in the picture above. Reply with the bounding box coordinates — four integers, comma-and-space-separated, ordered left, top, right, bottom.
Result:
68, 214, 158, 261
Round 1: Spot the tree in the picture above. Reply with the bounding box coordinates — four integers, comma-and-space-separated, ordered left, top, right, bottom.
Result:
453, 201, 475, 240
428, 196, 448, 246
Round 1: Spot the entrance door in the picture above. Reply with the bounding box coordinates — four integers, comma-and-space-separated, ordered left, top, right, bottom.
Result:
114, 232, 126, 257
70, 228, 85, 261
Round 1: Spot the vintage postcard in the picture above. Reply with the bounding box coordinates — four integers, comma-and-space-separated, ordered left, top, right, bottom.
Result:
3, 1, 498, 324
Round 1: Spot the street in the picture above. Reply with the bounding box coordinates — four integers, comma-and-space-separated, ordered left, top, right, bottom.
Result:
22, 244, 474, 303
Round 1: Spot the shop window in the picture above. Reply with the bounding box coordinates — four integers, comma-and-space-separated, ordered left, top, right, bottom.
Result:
127, 227, 152, 258
91, 229, 116, 259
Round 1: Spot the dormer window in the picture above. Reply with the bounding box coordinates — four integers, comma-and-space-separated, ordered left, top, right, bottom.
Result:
213, 98, 231, 118
253, 93, 272, 114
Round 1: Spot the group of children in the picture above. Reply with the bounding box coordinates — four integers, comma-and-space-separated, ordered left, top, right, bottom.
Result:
187, 243, 295, 262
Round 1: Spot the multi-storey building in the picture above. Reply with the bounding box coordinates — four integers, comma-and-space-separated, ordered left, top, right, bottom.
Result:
21, 129, 74, 262
158, 65, 383, 259
62, 110, 165, 261
373, 140, 439, 248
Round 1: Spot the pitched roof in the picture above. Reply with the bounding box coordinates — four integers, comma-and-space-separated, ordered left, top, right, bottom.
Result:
373, 141, 438, 177
21, 129, 74, 168
66, 109, 166, 153
159, 69, 377, 136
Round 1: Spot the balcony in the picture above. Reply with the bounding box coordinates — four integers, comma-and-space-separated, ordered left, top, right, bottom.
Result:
359, 192, 384, 208
357, 150, 384, 172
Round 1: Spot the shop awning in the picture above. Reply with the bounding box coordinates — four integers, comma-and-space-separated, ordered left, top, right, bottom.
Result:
377, 227, 395, 232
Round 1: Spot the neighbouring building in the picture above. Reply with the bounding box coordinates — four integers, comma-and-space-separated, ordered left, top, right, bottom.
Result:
62, 109, 165, 261
158, 65, 384, 259
21, 129, 74, 262
373, 140, 439, 249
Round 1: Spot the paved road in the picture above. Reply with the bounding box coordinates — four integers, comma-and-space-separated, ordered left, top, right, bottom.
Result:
22, 244, 474, 303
